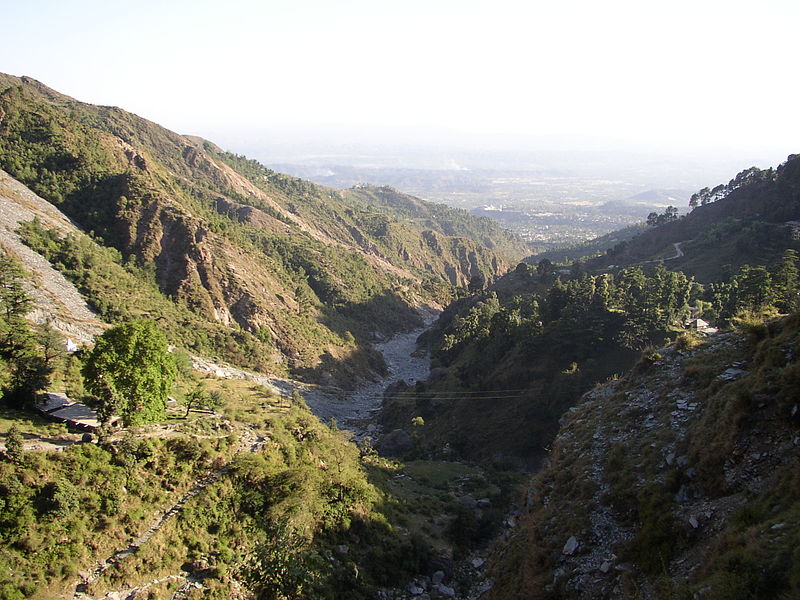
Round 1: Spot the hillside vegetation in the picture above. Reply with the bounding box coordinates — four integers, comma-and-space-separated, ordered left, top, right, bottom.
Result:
0, 250, 523, 600
380, 155, 800, 466
589, 156, 800, 280
0, 73, 524, 386
489, 315, 800, 600
2, 70, 799, 600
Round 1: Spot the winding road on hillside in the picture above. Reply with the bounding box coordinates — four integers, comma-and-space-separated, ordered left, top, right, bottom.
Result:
637, 240, 687, 265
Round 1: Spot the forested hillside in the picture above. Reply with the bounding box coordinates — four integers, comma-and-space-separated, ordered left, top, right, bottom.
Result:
589, 156, 800, 280
382, 155, 800, 465
2, 70, 798, 600
0, 73, 524, 386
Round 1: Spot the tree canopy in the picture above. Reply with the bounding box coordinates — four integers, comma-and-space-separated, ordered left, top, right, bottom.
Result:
82, 320, 176, 426
0, 253, 55, 406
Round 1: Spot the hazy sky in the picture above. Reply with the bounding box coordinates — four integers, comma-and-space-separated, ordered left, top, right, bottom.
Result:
2, 0, 797, 161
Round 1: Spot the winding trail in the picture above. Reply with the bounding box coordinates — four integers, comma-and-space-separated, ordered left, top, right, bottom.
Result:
73, 434, 267, 599
71, 315, 436, 599
638, 240, 688, 265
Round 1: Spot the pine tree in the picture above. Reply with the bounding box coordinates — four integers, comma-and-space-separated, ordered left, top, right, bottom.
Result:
773, 249, 799, 313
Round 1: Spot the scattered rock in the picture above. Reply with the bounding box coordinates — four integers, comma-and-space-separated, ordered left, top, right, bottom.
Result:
562, 536, 579, 556
599, 560, 612, 574
474, 579, 493, 595
428, 556, 453, 579
432, 570, 445, 585
471, 557, 485, 569
675, 485, 689, 503
718, 367, 747, 382
458, 495, 478, 509
436, 583, 456, 597
689, 516, 699, 529
477, 497, 492, 509
407, 582, 424, 595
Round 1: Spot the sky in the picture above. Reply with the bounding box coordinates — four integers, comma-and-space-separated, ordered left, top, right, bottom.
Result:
1, 0, 798, 164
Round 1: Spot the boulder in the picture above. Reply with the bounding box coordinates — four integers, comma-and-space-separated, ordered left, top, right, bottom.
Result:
378, 429, 412, 457
407, 582, 424, 596
428, 556, 454, 579
562, 536, 579, 556
436, 584, 456, 597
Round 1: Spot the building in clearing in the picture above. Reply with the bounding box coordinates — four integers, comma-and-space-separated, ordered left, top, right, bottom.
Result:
688, 318, 718, 335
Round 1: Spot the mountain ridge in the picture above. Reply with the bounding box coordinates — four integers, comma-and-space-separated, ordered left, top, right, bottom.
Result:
0, 73, 526, 385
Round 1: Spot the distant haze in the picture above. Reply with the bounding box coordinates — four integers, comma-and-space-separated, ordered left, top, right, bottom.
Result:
1, 0, 797, 175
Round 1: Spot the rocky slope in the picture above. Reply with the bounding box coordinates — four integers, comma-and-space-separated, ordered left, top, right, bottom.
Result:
0, 74, 525, 384
0, 169, 103, 343
488, 319, 800, 599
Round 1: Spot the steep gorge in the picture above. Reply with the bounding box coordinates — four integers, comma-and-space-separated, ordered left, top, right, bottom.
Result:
0, 73, 527, 386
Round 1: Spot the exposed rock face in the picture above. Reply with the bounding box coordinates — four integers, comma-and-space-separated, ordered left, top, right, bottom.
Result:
0, 74, 522, 384
489, 321, 800, 599
0, 169, 104, 344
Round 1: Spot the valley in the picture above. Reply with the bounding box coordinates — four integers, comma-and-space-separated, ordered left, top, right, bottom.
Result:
0, 72, 798, 600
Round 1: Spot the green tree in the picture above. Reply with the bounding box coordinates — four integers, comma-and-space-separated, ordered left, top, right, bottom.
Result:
182, 383, 222, 418
244, 524, 325, 600
0, 253, 52, 406
4, 425, 24, 463
0, 254, 32, 328
773, 249, 799, 313
736, 265, 773, 312
82, 320, 177, 426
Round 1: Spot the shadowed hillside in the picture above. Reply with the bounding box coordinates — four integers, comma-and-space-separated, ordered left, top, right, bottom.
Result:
0, 74, 525, 386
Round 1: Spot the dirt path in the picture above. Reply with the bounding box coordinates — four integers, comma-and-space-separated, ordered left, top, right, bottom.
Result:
73, 434, 267, 599
670, 241, 685, 259
71, 315, 436, 598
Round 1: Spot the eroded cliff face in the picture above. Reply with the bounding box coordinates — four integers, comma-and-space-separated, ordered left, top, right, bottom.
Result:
0, 169, 104, 343
0, 75, 523, 382
489, 320, 800, 600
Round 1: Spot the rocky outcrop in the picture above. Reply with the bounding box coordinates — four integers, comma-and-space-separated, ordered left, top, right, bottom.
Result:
0, 169, 104, 343
489, 321, 800, 599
